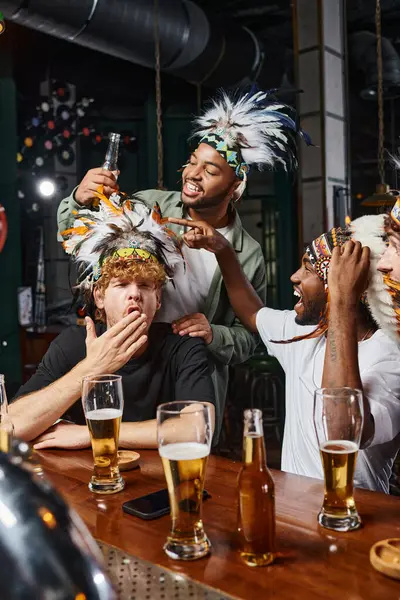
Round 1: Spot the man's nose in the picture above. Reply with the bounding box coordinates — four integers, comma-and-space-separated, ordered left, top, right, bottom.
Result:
290, 268, 301, 284
127, 285, 141, 300
377, 250, 392, 273
376, 256, 392, 273
187, 164, 202, 180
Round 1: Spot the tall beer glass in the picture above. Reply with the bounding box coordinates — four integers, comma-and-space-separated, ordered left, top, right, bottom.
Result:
313, 387, 363, 531
157, 401, 212, 561
82, 374, 124, 494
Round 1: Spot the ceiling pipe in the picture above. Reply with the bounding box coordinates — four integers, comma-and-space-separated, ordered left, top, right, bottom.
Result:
2, 0, 263, 87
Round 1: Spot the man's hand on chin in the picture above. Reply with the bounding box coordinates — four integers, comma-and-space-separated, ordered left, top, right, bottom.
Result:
33, 422, 90, 450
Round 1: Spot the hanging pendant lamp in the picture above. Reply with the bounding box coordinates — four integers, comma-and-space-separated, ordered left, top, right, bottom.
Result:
361, 0, 397, 208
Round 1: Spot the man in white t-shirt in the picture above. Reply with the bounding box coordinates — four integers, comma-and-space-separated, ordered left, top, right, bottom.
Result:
169, 215, 400, 493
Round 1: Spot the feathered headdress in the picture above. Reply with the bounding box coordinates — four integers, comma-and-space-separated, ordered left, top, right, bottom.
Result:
351, 214, 399, 342
192, 88, 311, 197
61, 190, 183, 292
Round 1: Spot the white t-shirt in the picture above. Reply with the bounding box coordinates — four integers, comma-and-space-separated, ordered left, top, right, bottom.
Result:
256, 307, 400, 493
156, 223, 233, 323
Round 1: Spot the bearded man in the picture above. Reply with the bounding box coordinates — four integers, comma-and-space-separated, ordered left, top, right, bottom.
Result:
166, 214, 400, 493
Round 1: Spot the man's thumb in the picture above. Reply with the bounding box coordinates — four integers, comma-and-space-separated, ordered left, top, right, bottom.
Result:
85, 317, 97, 341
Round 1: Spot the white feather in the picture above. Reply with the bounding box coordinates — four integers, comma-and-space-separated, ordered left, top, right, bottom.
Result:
351, 214, 399, 343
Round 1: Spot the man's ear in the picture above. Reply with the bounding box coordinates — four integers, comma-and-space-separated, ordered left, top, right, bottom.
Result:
231, 177, 245, 203
156, 287, 162, 311
93, 286, 105, 309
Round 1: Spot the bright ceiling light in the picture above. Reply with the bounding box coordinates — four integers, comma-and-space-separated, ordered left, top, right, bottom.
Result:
38, 179, 56, 198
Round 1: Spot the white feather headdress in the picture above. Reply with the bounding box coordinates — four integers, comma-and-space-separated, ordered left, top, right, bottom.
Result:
351, 214, 399, 342
61, 191, 183, 292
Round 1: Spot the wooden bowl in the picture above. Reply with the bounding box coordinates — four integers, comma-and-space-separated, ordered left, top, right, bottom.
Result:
117, 451, 140, 471
370, 538, 400, 580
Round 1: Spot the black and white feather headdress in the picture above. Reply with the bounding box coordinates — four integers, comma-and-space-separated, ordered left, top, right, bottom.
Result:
192, 88, 311, 196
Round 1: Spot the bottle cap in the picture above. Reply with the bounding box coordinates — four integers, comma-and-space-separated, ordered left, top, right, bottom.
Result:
108, 132, 121, 142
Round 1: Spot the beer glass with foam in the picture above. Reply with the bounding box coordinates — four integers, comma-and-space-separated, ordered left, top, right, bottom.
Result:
157, 401, 212, 560
82, 374, 124, 494
313, 387, 363, 531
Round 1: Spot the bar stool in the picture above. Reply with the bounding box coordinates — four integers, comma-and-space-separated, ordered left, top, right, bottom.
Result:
250, 371, 283, 444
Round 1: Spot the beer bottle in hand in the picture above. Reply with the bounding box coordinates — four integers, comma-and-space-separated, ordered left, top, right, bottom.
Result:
102, 132, 120, 180
0, 375, 13, 452
237, 408, 276, 567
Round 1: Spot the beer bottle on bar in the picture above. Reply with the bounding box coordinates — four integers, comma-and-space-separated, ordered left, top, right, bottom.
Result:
237, 408, 276, 566
102, 132, 120, 179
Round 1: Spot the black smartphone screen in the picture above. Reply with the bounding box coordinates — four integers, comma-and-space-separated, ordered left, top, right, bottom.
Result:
122, 488, 211, 520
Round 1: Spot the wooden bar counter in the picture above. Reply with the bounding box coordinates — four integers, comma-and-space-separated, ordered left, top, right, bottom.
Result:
37, 449, 400, 600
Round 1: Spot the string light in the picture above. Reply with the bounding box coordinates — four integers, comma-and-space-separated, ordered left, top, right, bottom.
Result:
57, 104, 72, 122
57, 145, 75, 166
52, 81, 70, 102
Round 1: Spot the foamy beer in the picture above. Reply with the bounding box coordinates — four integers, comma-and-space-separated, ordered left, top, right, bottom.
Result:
157, 402, 212, 561
82, 375, 124, 494
314, 388, 363, 531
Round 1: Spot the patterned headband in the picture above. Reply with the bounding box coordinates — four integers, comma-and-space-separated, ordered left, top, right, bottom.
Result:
306, 227, 349, 284
391, 197, 400, 226
199, 129, 250, 181
91, 247, 158, 283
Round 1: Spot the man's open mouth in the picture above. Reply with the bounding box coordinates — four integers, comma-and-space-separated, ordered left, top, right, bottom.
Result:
183, 180, 203, 196
294, 288, 303, 309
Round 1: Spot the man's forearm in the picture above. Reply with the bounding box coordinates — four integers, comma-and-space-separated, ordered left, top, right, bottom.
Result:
216, 247, 264, 333
322, 301, 361, 389
119, 403, 215, 449
10, 359, 98, 441
119, 420, 158, 449
322, 300, 374, 444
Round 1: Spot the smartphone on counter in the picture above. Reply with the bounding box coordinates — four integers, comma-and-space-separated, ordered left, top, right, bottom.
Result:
122, 488, 211, 520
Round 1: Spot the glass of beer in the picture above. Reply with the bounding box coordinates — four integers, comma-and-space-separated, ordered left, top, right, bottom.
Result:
313, 387, 363, 532
82, 374, 124, 494
157, 401, 212, 561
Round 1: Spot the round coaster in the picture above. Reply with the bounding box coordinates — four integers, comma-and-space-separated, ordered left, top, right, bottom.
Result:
117, 451, 140, 471
370, 538, 400, 581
